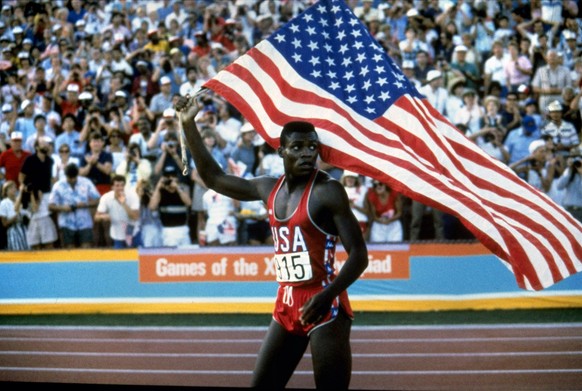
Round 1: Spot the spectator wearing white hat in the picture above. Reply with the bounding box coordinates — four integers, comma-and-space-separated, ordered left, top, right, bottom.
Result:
450, 44, 480, 91
509, 139, 558, 195
53, 82, 81, 120
149, 76, 174, 118
559, 30, 580, 70
147, 107, 181, 155
419, 70, 448, 115
0, 131, 31, 187
231, 122, 258, 177
541, 100, 579, 157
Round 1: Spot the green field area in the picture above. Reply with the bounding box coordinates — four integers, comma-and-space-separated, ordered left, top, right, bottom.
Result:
1, 309, 582, 327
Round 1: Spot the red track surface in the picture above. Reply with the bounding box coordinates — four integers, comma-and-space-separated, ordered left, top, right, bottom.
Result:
0, 324, 581, 390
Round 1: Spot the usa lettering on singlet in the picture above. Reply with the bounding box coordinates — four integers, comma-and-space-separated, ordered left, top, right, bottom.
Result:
268, 170, 337, 286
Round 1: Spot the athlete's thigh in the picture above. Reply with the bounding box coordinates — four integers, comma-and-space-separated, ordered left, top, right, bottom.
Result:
251, 319, 309, 389
309, 310, 353, 390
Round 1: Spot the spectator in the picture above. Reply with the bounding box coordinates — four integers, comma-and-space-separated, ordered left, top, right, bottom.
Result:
0, 104, 16, 148
79, 132, 113, 195
365, 180, 403, 243
128, 116, 158, 161
52, 143, 80, 183
149, 76, 174, 119
213, 103, 242, 158
450, 44, 480, 91
48, 163, 100, 249
94, 174, 141, 249
419, 70, 448, 115
190, 127, 228, 242
79, 131, 113, 247
147, 108, 180, 156
13, 99, 37, 143
413, 50, 434, 85
453, 88, 484, 135
55, 113, 84, 159
444, 76, 465, 123
179, 66, 205, 98
149, 165, 192, 247
505, 115, 543, 169
0, 132, 31, 187
509, 139, 557, 194
24, 114, 51, 153
483, 41, 510, 97
202, 186, 239, 246
0, 180, 29, 251
398, 27, 429, 66
105, 129, 126, 173
131, 60, 158, 106
19, 136, 58, 250
115, 142, 152, 192
340, 170, 369, 238
135, 179, 163, 248
152, 129, 189, 186
256, 142, 284, 178
531, 49, 572, 113
500, 90, 523, 132
231, 122, 258, 177
541, 100, 579, 157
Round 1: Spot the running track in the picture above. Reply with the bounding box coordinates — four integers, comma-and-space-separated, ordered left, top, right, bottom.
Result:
0, 324, 581, 390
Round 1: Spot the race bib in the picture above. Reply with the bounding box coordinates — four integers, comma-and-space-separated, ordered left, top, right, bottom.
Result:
274, 251, 313, 282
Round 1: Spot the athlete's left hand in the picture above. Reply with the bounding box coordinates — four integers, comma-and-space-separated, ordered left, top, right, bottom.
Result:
299, 291, 333, 326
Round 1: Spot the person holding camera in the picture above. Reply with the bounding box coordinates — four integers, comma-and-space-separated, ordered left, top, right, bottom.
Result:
48, 163, 101, 248
148, 165, 192, 247
556, 154, 582, 223
152, 131, 189, 185
18, 136, 58, 250
509, 139, 558, 195
115, 142, 152, 193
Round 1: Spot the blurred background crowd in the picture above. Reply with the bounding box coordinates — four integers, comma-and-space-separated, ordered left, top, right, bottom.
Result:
0, 0, 581, 251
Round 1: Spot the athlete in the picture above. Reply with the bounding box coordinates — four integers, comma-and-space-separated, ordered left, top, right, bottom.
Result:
176, 95, 368, 390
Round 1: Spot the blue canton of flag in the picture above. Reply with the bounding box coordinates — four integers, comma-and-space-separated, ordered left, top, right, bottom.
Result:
267, 2, 421, 120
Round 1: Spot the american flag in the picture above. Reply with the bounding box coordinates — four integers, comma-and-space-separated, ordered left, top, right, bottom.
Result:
204, 0, 582, 290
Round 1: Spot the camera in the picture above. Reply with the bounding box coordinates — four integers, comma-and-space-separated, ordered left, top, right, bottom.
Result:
573, 158, 582, 169
166, 141, 177, 148
163, 178, 173, 186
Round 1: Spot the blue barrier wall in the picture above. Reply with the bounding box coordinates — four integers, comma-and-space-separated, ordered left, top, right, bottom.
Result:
1, 244, 581, 314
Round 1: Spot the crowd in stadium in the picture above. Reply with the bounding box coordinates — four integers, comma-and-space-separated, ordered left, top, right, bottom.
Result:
0, 0, 580, 251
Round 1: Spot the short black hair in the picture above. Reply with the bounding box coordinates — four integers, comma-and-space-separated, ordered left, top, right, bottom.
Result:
112, 174, 126, 184
280, 121, 317, 147
64, 163, 79, 178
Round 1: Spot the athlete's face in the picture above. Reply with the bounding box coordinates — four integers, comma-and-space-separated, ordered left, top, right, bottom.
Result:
280, 131, 319, 176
